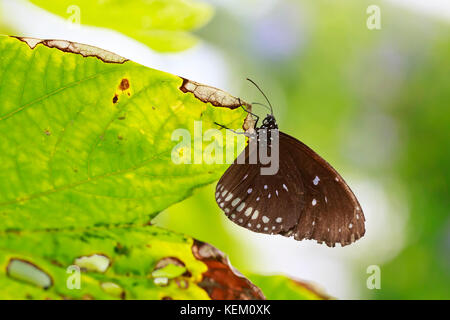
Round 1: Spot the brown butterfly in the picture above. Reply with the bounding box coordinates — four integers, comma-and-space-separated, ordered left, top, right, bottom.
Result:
215, 80, 365, 247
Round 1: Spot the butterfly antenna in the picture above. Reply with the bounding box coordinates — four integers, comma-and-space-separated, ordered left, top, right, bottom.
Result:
246, 78, 274, 116
251, 102, 272, 113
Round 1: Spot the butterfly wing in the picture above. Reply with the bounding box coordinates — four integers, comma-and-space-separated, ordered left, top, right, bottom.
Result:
216, 131, 365, 247
280, 132, 365, 247
216, 136, 304, 235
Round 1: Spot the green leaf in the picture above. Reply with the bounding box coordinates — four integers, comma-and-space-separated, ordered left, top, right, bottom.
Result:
28, 0, 214, 52
248, 274, 331, 300
0, 35, 249, 232
0, 225, 264, 299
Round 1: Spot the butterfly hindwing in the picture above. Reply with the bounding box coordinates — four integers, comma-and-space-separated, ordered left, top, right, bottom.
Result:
280, 132, 365, 247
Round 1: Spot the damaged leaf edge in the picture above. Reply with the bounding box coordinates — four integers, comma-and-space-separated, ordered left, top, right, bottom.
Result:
11, 36, 129, 64
179, 77, 254, 132
192, 239, 265, 300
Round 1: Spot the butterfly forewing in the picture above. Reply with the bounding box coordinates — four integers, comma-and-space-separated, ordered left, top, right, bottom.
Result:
216, 139, 303, 234
216, 130, 365, 247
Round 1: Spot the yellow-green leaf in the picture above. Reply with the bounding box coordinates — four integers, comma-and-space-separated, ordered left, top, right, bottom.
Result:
28, 0, 214, 52
0, 225, 264, 299
0, 35, 248, 232
248, 274, 332, 300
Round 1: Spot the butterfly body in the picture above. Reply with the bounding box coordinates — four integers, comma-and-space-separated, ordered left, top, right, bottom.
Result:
216, 113, 365, 247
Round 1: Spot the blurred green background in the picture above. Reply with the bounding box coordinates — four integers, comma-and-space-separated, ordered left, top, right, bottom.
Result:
1, 0, 448, 299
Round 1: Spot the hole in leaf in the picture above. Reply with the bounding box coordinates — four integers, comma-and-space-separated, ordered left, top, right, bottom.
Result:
6, 258, 53, 289
74, 254, 110, 273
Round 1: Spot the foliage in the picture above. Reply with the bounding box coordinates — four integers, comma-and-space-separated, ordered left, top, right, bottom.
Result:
29, 0, 214, 52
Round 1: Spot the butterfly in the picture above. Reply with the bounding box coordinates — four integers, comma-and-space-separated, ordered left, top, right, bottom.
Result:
215, 79, 365, 247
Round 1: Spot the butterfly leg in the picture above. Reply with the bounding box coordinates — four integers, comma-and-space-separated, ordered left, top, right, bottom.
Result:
213, 122, 249, 135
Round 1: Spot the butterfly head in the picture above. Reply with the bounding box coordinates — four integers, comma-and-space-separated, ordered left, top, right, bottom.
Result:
260, 114, 278, 130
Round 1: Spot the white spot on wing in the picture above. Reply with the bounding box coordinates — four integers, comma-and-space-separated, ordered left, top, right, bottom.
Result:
262, 216, 270, 223
268, 193, 271, 199
231, 198, 240, 207
225, 193, 233, 202
312, 199, 317, 206
237, 202, 245, 212
264, 185, 268, 190
276, 217, 282, 223
282, 184, 288, 191
247, 188, 252, 194
251, 210, 259, 220
244, 207, 252, 216
313, 176, 320, 185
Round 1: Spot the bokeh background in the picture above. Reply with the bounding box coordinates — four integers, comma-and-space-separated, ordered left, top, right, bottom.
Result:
1, 0, 448, 299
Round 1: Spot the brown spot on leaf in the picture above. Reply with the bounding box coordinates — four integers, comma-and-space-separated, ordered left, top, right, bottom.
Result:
114, 243, 130, 255
161, 296, 173, 300
183, 270, 192, 278
112, 78, 131, 103
192, 240, 265, 300
12, 36, 128, 64
119, 78, 130, 91
44, 129, 51, 136
50, 260, 64, 267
